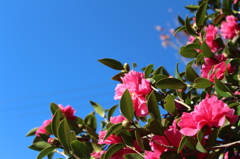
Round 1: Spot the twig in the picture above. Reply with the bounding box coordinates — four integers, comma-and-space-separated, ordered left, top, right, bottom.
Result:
54, 149, 69, 158
174, 99, 191, 111
125, 145, 145, 157
206, 140, 240, 150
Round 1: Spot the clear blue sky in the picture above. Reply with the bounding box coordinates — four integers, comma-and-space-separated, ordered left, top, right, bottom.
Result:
0, 0, 194, 158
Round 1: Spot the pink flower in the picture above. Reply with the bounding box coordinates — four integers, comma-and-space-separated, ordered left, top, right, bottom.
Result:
114, 71, 152, 117
98, 130, 122, 145
201, 54, 235, 82
110, 115, 126, 124
220, 15, 239, 39
144, 151, 160, 159
234, 0, 239, 4
178, 96, 238, 136
150, 120, 182, 153
91, 150, 106, 159
205, 25, 219, 53
58, 104, 76, 120
36, 119, 52, 136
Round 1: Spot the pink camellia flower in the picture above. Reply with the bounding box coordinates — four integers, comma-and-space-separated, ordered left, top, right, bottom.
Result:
220, 15, 240, 39
145, 120, 182, 158
58, 104, 76, 120
205, 24, 219, 53
35, 119, 52, 136
110, 115, 126, 124
201, 54, 235, 82
98, 130, 122, 145
178, 96, 238, 136
91, 150, 106, 159
114, 70, 152, 117
234, 0, 239, 4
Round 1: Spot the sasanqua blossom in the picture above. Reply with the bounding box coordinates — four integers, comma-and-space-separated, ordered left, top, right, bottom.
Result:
114, 70, 152, 117
58, 104, 77, 120
35, 119, 52, 137
178, 96, 237, 136
220, 15, 239, 39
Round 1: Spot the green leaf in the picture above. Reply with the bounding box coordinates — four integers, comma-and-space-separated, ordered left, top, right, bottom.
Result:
206, 128, 218, 147
52, 109, 63, 138
120, 130, 133, 147
174, 26, 186, 36
132, 62, 137, 69
102, 143, 125, 159
58, 119, 76, 150
185, 16, 197, 36
147, 119, 164, 136
104, 123, 122, 140
147, 92, 161, 120
151, 74, 168, 83
84, 125, 99, 139
175, 63, 182, 80
37, 146, 56, 159
26, 127, 38, 137
98, 58, 124, 70
84, 112, 97, 131
33, 141, 51, 149
90, 101, 105, 117
196, 53, 204, 65
120, 89, 134, 121
28, 145, 44, 151
135, 130, 145, 151
180, 44, 200, 58
112, 72, 126, 82
196, 1, 208, 27
177, 136, 188, 153
196, 127, 207, 153
164, 95, 176, 113
70, 140, 90, 159
144, 64, 154, 78
50, 103, 59, 115
194, 77, 213, 89
156, 78, 187, 89
123, 153, 144, 159
201, 41, 214, 58
107, 105, 119, 121
186, 65, 199, 83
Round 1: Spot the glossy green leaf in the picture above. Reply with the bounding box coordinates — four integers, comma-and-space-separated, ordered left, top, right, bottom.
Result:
132, 62, 137, 69
164, 95, 176, 113
33, 141, 51, 149
156, 78, 187, 89
39, 133, 50, 142
173, 26, 186, 36
52, 109, 63, 138
201, 41, 214, 58
185, 16, 197, 36
186, 65, 199, 83
84, 125, 99, 139
178, 15, 185, 26
102, 143, 124, 159
120, 130, 133, 147
104, 122, 122, 140
206, 128, 218, 147
214, 82, 232, 98
144, 64, 154, 78
70, 140, 90, 159
194, 77, 213, 89
196, 53, 204, 65
151, 74, 168, 83
123, 153, 144, 159
98, 58, 124, 70
84, 112, 97, 131
28, 145, 44, 151
148, 119, 164, 136
37, 146, 56, 159
26, 127, 38, 137
147, 92, 161, 120
50, 103, 59, 115
135, 130, 145, 151
196, 127, 207, 153
107, 105, 119, 121
177, 136, 188, 153
58, 119, 76, 150
112, 72, 126, 82
90, 101, 105, 117
120, 89, 134, 121
45, 123, 53, 135
175, 63, 182, 80
180, 44, 200, 58
196, 1, 208, 27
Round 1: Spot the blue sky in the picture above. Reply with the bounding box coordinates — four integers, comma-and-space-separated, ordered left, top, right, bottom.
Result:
0, 0, 194, 158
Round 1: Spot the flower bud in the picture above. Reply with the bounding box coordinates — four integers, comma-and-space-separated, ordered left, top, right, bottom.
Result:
122, 119, 131, 128
47, 138, 60, 147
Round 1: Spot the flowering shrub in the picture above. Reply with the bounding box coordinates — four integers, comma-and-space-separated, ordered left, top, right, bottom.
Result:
26, 0, 240, 159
